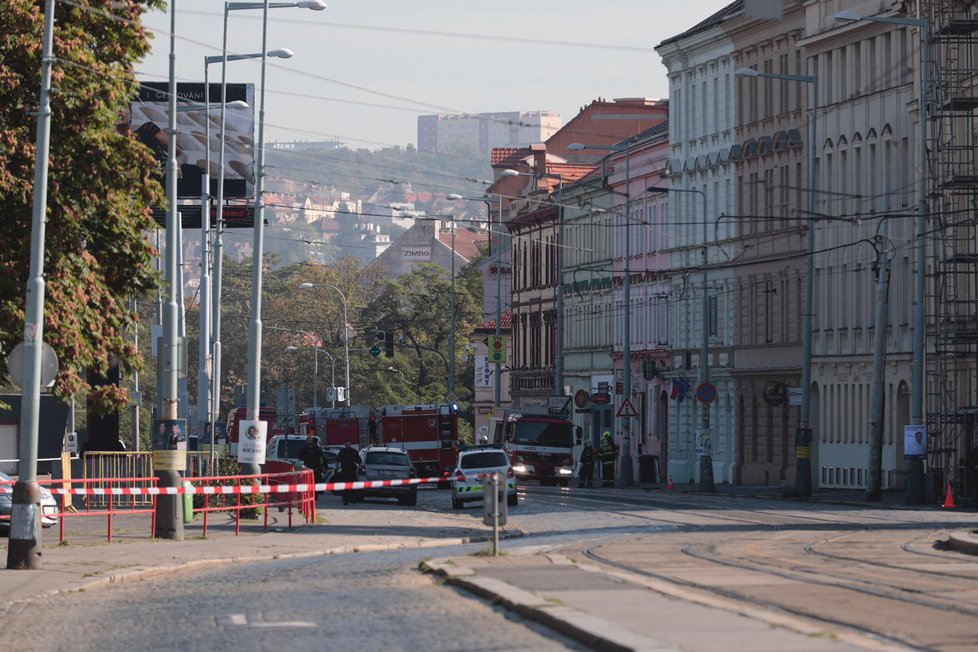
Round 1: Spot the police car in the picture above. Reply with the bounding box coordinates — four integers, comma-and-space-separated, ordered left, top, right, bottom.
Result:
450, 445, 518, 510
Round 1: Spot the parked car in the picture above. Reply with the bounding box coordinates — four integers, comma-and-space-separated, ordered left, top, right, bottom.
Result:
357, 446, 418, 506
0, 470, 59, 534
451, 445, 518, 509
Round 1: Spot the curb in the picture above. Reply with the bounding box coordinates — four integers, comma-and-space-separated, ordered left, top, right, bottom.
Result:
421, 558, 675, 652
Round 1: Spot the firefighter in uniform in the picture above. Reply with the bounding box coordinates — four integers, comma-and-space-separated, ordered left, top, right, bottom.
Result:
337, 441, 362, 505
299, 436, 328, 498
578, 442, 596, 488
599, 431, 619, 487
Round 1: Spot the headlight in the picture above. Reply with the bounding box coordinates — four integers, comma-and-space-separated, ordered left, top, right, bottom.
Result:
558, 467, 573, 475
512, 463, 527, 474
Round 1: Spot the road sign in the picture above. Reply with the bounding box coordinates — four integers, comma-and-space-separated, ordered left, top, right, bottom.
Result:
487, 335, 507, 363
616, 398, 638, 418
369, 345, 381, 358
696, 382, 717, 404
445, 392, 458, 404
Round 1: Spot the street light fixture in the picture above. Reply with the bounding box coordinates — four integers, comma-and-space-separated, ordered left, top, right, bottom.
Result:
447, 192, 507, 408
735, 66, 818, 497
298, 282, 350, 406
649, 186, 713, 492
567, 141, 636, 487
833, 9, 929, 503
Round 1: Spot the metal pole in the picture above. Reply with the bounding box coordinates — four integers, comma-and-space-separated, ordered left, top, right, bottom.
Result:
494, 195, 503, 408
210, 1, 230, 472
868, 203, 891, 502
131, 298, 141, 452
797, 76, 819, 497
330, 355, 337, 408
313, 342, 319, 409
908, 22, 930, 504
621, 148, 634, 487
156, 0, 184, 540
198, 62, 212, 458
243, 0, 271, 475
7, 0, 55, 569
555, 178, 564, 395
341, 294, 350, 406
698, 189, 714, 492
449, 220, 456, 398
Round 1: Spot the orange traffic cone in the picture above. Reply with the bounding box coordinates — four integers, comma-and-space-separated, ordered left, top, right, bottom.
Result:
666, 475, 675, 492
942, 482, 957, 509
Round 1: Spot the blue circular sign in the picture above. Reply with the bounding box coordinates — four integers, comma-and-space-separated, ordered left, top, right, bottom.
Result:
696, 382, 717, 404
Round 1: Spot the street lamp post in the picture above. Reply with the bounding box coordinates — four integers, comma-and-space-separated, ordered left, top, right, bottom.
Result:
649, 186, 713, 491
833, 9, 929, 503
204, 49, 290, 471
7, 0, 55, 569
567, 142, 635, 486
735, 66, 818, 497
298, 283, 350, 406
285, 344, 333, 408
450, 219, 456, 398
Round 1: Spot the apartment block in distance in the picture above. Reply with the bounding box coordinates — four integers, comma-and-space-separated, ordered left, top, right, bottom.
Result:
417, 111, 562, 155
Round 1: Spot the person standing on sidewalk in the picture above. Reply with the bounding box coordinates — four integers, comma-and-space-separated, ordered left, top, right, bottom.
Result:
299, 437, 328, 498
599, 432, 619, 487
337, 441, 362, 505
578, 442, 596, 488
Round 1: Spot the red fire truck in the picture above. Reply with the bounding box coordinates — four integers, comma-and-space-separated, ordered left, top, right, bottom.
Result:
297, 405, 376, 450
226, 406, 286, 457
379, 403, 459, 482
488, 404, 579, 486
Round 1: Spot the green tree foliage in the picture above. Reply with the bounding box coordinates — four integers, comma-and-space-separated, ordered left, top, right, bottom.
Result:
0, 1, 164, 411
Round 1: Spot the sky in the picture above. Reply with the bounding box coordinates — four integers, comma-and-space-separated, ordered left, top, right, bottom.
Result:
138, 1, 732, 150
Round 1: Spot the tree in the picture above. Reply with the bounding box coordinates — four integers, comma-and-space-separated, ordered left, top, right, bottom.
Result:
0, 1, 164, 411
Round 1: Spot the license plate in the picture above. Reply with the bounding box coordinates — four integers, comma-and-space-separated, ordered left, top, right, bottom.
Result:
377, 470, 398, 477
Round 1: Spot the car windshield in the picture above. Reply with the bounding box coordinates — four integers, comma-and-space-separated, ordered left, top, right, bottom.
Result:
514, 421, 574, 447
460, 452, 508, 469
364, 452, 410, 466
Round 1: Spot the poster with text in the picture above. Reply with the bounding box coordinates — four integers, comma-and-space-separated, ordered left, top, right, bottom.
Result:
237, 419, 267, 465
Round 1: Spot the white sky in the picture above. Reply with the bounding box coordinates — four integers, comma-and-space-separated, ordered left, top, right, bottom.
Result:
138, 1, 732, 150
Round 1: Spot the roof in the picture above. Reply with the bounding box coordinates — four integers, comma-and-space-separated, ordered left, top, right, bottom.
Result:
491, 147, 527, 167
437, 225, 486, 262
658, 0, 742, 47
479, 309, 512, 331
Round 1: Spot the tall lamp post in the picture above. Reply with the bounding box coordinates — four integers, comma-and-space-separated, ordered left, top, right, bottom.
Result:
285, 345, 334, 408
567, 142, 635, 486
735, 66, 818, 497
7, 0, 55, 569
649, 186, 713, 492
298, 283, 350, 406
833, 9, 929, 502
204, 49, 290, 470
447, 193, 507, 408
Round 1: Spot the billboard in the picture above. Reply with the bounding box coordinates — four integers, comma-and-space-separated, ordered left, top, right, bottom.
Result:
132, 82, 255, 199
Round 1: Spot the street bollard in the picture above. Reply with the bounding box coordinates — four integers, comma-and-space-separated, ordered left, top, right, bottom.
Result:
182, 481, 194, 524
482, 472, 507, 556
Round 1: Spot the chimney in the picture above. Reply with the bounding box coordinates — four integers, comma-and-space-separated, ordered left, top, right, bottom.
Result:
530, 143, 547, 178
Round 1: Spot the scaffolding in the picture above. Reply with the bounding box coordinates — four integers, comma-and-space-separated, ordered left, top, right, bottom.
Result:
925, 0, 978, 494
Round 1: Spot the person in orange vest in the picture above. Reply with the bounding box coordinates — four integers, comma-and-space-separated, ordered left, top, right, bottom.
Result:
599, 431, 619, 487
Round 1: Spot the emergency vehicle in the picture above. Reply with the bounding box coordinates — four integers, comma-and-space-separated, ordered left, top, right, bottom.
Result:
297, 405, 376, 450
225, 406, 286, 456
379, 403, 459, 482
488, 404, 579, 486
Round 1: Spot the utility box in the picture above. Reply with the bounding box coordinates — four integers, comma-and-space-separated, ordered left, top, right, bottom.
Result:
482, 473, 508, 527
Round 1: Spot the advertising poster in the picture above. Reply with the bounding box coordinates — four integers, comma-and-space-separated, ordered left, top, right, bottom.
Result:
131, 81, 256, 199
237, 419, 267, 465
152, 418, 187, 471
904, 425, 927, 459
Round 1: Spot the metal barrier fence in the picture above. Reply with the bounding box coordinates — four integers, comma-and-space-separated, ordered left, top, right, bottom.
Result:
83, 452, 154, 507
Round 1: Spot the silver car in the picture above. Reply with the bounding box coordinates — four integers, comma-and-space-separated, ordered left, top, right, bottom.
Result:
0, 470, 59, 534
451, 446, 518, 509
358, 447, 418, 506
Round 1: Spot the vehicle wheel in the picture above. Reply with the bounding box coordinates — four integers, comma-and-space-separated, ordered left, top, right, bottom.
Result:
451, 493, 463, 509
507, 493, 518, 507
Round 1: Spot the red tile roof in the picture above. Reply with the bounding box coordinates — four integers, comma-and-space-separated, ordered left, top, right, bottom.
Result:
479, 310, 512, 331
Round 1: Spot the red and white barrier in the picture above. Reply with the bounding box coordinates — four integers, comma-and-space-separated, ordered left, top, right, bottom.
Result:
0, 476, 442, 496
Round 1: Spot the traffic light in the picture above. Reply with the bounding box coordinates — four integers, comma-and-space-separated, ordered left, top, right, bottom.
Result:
487, 335, 507, 363
384, 331, 395, 357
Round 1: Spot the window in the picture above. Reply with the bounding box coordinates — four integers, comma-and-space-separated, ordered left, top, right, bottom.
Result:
656, 296, 669, 345
708, 295, 719, 338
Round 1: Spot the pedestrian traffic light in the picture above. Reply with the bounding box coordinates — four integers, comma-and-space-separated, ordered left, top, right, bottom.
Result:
384, 331, 395, 357
487, 335, 507, 363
